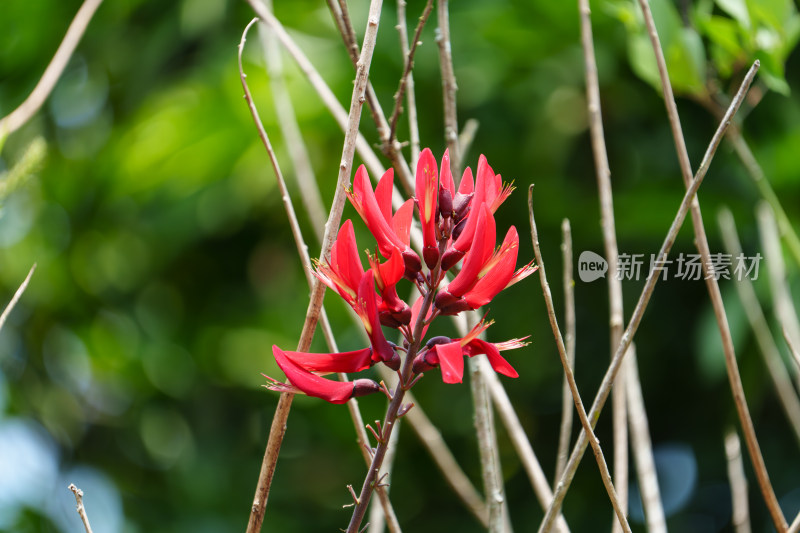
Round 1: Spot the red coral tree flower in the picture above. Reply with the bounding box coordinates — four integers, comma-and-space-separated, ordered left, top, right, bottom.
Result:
266, 149, 535, 403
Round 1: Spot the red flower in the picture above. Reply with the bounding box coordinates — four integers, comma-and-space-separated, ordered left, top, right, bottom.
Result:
347, 165, 421, 277
314, 219, 364, 309
412, 318, 528, 383
354, 270, 400, 370
367, 248, 411, 327
265, 346, 381, 404
415, 148, 440, 268
435, 206, 536, 314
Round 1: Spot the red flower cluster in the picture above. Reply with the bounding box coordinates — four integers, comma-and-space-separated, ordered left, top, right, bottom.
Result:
265, 149, 536, 404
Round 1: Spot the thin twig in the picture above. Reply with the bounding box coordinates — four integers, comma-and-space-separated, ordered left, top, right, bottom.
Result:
457, 118, 479, 162
625, 347, 667, 533
554, 220, 575, 486
538, 60, 760, 532
785, 328, 800, 374
388, 0, 434, 144
719, 208, 800, 446
68, 484, 94, 533
435, 0, 460, 178
376, 363, 490, 527
259, 1, 327, 244
476, 356, 571, 533
368, 410, 402, 533
470, 356, 505, 533
0, 264, 36, 332
725, 429, 752, 533
396, 0, 421, 166
0, 0, 104, 137
789, 512, 800, 533
529, 187, 632, 533
325, 0, 415, 194
576, 2, 629, 524
239, 21, 400, 532
636, 3, 785, 527
757, 201, 800, 389
241, 3, 384, 528
252, 3, 387, 186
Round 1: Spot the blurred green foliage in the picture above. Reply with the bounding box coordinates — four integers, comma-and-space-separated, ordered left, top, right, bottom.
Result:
1, 0, 800, 532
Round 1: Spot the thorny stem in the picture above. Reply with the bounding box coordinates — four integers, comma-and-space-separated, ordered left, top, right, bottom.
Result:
395, 0, 421, 165
637, 1, 785, 528
538, 61, 759, 533
576, 2, 631, 524
241, 0, 384, 529
345, 268, 441, 533
529, 187, 632, 533
0, 0, 104, 137
388, 0, 434, 145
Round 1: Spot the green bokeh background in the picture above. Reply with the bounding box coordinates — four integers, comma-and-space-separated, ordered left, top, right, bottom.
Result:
1, 0, 800, 531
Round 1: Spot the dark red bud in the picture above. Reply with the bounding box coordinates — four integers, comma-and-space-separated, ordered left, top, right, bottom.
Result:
384, 350, 401, 371
402, 250, 422, 279
453, 192, 473, 222
438, 188, 453, 219
379, 311, 403, 328
441, 248, 465, 271
352, 379, 382, 398
434, 290, 459, 309
412, 349, 439, 374
423, 246, 440, 270
434, 291, 472, 315
425, 335, 453, 348
451, 218, 469, 241
391, 305, 412, 326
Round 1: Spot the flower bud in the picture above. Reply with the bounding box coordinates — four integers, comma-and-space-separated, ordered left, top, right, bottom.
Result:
434, 291, 472, 315
440, 248, 465, 271
402, 250, 422, 279
423, 246, 440, 270
438, 187, 453, 219
453, 192, 473, 222
352, 379, 382, 398
451, 218, 469, 241
379, 312, 403, 328
412, 349, 439, 374
425, 335, 452, 348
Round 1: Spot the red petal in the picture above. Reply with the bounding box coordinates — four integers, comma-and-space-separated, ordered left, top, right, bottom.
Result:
392, 199, 414, 247
464, 339, 519, 378
409, 295, 434, 339
375, 168, 394, 224
272, 345, 359, 404
464, 226, 519, 308
282, 347, 374, 373
358, 271, 398, 367
440, 149, 455, 196
446, 206, 496, 297
331, 220, 365, 292
415, 148, 439, 249
458, 166, 474, 195
433, 341, 465, 383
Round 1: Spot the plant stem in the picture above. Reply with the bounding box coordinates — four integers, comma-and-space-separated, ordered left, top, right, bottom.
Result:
241, 1, 384, 528
0, 0, 104, 137
529, 186, 632, 533
538, 60, 759, 532
0, 264, 36, 333
636, 1, 786, 527
396, 0, 421, 165
436, 0, 460, 177
554, 219, 576, 487
725, 429, 752, 533
68, 484, 94, 533
576, 3, 628, 524
718, 208, 800, 446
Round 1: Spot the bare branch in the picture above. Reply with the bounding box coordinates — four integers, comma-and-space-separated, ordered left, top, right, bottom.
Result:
539, 60, 760, 533
529, 187, 631, 533
68, 484, 94, 533
719, 208, 800, 446
435, 0, 460, 177
0, 264, 36, 333
0, 0, 104, 136
240, 3, 385, 528
554, 220, 575, 486
636, 3, 785, 527
396, 0, 421, 165
725, 429, 752, 533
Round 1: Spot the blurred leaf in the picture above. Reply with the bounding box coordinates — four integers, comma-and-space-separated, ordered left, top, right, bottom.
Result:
716, 0, 751, 29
